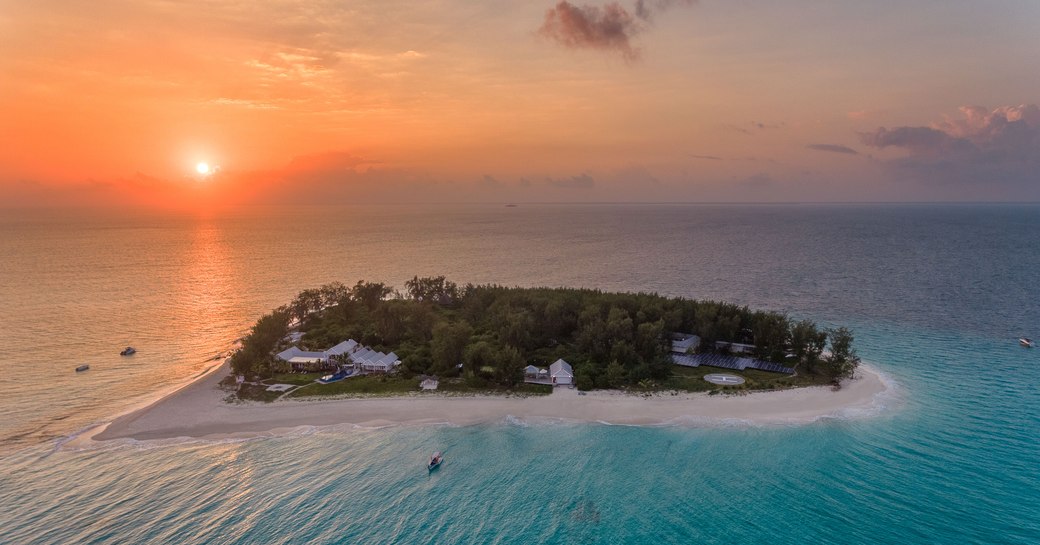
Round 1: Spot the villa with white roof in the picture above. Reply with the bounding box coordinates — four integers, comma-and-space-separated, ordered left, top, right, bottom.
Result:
549, 358, 574, 385
524, 359, 574, 386
350, 349, 401, 373
276, 339, 366, 371
277, 338, 402, 373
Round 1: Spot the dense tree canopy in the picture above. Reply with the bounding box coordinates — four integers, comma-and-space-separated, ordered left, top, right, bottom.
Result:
230, 278, 858, 389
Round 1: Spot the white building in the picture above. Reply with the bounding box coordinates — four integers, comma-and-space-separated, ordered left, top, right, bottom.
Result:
277, 339, 362, 370
549, 359, 574, 385
351, 349, 401, 373
326, 339, 358, 357
671, 333, 701, 354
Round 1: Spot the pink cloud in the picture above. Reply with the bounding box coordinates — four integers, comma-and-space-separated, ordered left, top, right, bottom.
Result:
538, 0, 696, 60
859, 104, 1040, 189
539, 1, 641, 60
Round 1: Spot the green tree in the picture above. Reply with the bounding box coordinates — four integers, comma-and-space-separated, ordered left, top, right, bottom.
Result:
463, 341, 497, 373
790, 319, 827, 373
431, 321, 472, 373
405, 275, 460, 305
351, 280, 393, 310
373, 302, 408, 344
229, 309, 290, 379
574, 363, 597, 391
604, 360, 627, 389
825, 327, 860, 382
494, 345, 525, 387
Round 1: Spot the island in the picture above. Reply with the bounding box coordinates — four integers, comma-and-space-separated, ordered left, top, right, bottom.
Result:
227, 277, 862, 400
89, 277, 885, 444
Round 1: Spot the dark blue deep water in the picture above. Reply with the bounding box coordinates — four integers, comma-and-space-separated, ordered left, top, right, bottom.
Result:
1, 204, 1038, 544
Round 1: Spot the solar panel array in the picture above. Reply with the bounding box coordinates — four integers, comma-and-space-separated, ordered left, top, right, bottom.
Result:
671, 353, 794, 374
745, 361, 795, 374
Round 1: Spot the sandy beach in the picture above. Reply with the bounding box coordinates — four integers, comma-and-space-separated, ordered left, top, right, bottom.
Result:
87, 363, 892, 444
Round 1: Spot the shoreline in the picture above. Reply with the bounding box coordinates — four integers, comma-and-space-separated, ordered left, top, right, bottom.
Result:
78, 362, 894, 445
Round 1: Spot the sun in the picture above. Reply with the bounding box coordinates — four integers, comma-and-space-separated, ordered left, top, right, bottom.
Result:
196, 162, 211, 175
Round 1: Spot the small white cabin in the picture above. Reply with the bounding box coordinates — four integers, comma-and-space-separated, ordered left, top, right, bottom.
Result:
549, 359, 574, 385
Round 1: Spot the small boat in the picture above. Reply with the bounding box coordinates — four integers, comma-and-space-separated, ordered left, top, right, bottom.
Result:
75, 364, 90, 372
1021, 338, 1035, 348
427, 451, 443, 471
120, 346, 136, 356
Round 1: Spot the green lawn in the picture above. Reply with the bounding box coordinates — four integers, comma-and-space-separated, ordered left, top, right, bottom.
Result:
283, 374, 555, 399
287, 375, 419, 398
436, 379, 553, 396
664, 364, 832, 392
262, 373, 324, 386
242, 366, 829, 402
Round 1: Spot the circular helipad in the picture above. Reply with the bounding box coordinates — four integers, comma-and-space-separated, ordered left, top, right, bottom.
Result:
704, 373, 745, 385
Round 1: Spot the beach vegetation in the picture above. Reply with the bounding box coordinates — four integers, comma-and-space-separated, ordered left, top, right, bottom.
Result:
229, 309, 290, 379
823, 327, 861, 383
235, 383, 285, 403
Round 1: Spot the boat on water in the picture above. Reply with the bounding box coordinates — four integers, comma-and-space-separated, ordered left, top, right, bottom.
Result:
120, 346, 136, 356
75, 364, 90, 372
1021, 338, 1035, 348
427, 452, 443, 471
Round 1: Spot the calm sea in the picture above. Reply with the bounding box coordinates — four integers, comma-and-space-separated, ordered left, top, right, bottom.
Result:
0, 204, 1037, 544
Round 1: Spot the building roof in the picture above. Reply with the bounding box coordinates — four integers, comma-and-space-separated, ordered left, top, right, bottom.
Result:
277, 346, 327, 362
287, 356, 324, 365
549, 358, 573, 377
524, 365, 540, 374
366, 355, 395, 369
325, 339, 358, 356
670, 333, 701, 353
276, 346, 302, 361
351, 348, 376, 363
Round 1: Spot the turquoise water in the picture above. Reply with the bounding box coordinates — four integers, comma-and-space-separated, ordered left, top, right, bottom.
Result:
1, 204, 1038, 543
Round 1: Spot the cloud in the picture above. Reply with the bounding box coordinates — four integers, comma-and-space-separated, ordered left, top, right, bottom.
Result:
858, 126, 963, 156
539, 2, 641, 60
548, 173, 596, 188
725, 121, 784, 135
539, 0, 695, 60
634, 0, 696, 20
689, 154, 722, 160
859, 104, 1040, 189
807, 144, 859, 155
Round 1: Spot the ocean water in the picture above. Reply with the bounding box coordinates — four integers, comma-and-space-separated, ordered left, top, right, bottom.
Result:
0, 204, 1038, 544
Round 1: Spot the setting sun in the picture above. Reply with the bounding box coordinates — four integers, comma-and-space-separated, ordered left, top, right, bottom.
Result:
195, 162, 210, 175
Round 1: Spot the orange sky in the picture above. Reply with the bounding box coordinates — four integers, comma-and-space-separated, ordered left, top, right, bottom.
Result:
2, 1, 1039, 207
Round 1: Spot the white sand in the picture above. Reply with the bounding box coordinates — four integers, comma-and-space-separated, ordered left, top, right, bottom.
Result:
85, 362, 890, 444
